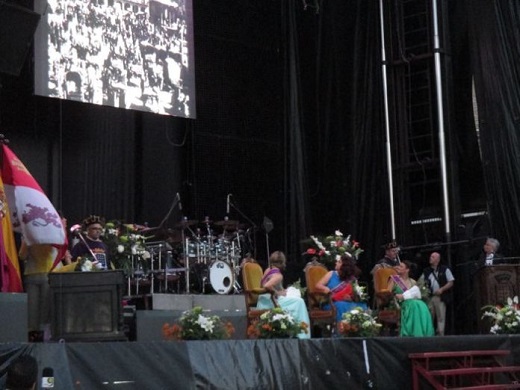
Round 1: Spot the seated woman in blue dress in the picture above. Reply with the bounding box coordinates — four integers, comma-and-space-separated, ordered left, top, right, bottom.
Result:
315, 254, 368, 323
256, 251, 311, 339
387, 260, 434, 337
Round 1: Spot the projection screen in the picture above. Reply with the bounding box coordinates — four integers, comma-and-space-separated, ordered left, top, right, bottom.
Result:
34, 0, 196, 118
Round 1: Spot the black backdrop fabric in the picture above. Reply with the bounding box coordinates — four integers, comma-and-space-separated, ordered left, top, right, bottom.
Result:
1, 0, 520, 285
0, 336, 518, 389
466, 0, 520, 256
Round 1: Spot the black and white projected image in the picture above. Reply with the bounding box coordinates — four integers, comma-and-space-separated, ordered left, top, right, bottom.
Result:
34, 0, 195, 118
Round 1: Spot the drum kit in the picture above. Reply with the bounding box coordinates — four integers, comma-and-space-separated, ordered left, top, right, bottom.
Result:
126, 216, 251, 296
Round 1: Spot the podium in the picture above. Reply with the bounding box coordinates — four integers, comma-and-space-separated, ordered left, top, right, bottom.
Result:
475, 265, 520, 333
49, 271, 127, 341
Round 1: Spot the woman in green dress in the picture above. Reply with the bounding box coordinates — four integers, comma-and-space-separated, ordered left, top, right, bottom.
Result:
387, 260, 434, 337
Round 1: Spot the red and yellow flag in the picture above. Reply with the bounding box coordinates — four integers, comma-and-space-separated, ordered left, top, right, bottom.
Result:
1, 144, 65, 246
0, 174, 22, 292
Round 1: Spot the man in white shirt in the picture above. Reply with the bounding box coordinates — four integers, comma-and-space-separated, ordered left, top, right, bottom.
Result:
479, 238, 503, 266
422, 252, 454, 336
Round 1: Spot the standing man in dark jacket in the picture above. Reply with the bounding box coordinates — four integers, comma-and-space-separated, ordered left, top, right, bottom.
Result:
422, 252, 454, 336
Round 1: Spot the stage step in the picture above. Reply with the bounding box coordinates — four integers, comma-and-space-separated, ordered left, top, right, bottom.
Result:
410, 350, 520, 390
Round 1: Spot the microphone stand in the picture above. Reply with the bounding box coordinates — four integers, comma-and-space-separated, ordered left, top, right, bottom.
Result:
156, 193, 184, 292
72, 229, 100, 266
228, 198, 258, 259
263, 216, 274, 266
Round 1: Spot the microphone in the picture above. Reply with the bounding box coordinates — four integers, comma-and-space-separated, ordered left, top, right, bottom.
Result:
226, 193, 232, 215
177, 192, 182, 211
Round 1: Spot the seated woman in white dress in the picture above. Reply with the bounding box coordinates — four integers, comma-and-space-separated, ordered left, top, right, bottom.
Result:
256, 251, 311, 339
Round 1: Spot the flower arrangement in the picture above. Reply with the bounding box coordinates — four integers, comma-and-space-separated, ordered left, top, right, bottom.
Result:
247, 307, 308, 339
305, 230, 364, 266
481, 296, 520, 334
162, 306, 235, 340
338, 307, 382, 337
103, 220, 151, 273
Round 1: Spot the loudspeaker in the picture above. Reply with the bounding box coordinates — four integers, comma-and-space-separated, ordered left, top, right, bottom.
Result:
0, 3, 40, 76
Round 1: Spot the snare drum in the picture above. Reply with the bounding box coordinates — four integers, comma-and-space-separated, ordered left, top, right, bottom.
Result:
209, 260, 234, 294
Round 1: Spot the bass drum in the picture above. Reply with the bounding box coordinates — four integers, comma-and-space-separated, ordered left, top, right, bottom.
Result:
209, 260, 234, 295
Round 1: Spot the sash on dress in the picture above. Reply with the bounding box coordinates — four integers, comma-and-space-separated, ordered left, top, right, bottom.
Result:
330, 275, 355, 302
390, 275, 408, 292
261, 268, 281, 286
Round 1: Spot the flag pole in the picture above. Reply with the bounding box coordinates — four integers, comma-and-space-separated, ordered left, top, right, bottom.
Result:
0, 134, 7, 292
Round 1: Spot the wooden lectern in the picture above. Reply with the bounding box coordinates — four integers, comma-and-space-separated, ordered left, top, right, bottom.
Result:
474, 264, 520, 333
49, 270, 127, 341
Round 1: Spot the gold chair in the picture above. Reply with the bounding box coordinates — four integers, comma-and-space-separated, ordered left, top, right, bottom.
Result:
373, 267, 400, 334
304, 260, 336, 337
241, 262, 278, 338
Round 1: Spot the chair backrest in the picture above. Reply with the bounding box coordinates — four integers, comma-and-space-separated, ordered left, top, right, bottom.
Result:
304, 260, 328, 308
242, 262, 264, 307
374, 267, 397, 293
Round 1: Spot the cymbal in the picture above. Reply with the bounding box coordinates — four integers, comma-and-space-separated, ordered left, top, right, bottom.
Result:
215, 219, 239, 227
139, 225, 162, 234
175, 219, 199, 228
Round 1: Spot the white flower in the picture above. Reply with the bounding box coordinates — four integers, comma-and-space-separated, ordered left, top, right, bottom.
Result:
197, 314, 214, 333
310, 235, 326, 250
81, 260, 93, 272
142, 251, 151, 260
117, 244, 125, 253
335, 230, 343, 237
273, 313, 293, 323
490, 324, 501, 334
131, 245, 137, 255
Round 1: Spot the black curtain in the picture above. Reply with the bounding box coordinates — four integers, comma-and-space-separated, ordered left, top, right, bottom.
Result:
467, 0, 520, 256
282, 0, 312, 270
284, 0, 388, 279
